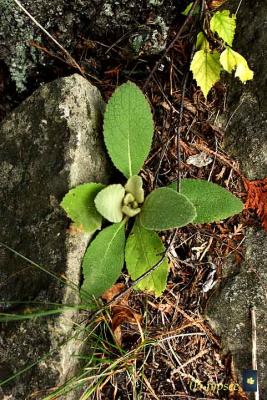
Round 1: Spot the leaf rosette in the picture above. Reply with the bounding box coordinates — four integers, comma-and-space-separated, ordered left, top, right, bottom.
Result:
60, 81, 244, 304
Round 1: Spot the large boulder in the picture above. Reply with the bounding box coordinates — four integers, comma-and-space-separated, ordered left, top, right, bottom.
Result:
207, 230, 267, 398
207, 1, 267, 398
0, 73, 110, 399
222, 0, 267, 180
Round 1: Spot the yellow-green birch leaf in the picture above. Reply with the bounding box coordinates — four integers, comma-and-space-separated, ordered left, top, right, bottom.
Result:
196, 32, 210, 51
235, 62, 254, 82
220, 47, 253, 82
210, 10, 236, 46
190, 50, 222, 98
125, 219, 169, 296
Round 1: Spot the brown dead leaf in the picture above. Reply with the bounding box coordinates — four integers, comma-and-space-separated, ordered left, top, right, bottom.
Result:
244, 177, 267, 231
102, 284, 142, 346
207, 0, 227, 10
101, 283, 126, 302
111, 305, 142, 346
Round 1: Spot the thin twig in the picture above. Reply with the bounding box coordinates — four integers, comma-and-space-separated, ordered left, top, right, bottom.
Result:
12, 0, 84, 75
176, 73, 189, 193
193, 142, 243, 177
171, 348, 209, 374
176, 0, 206, 192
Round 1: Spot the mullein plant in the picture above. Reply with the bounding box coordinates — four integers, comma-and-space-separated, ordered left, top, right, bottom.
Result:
61, 82, 243, 305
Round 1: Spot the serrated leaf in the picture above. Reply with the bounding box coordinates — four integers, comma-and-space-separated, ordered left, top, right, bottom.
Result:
125, 219, 169, 296
169, 179, 244, 223
80, 222, 126, 303
104, 81, 154, 178
220, 47, 253, 82
210, 10, 236, 46
235, 62, 254, 82
94, 184, 125, 223
60, 183, 104, 232
196, 32, 210, 51
140, 187, 196, 231
190, 50, 221, 98
125, 175, 144, 203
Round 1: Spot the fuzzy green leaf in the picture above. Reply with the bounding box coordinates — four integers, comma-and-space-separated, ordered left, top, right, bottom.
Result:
104, 82, 154, 178
169, 179, 244, 223
125, 219, 169, 296
81, 222, 126, 303
140, 187, 196, 231
125, 175, 144, 203
210, 10, 236, 46
190, 50, 221, 98
94, 184, 125, 223
60, 183, 104, 232
220, 47, 253, 82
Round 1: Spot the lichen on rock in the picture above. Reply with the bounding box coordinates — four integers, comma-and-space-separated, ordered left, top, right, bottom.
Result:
0, 0, 179, 92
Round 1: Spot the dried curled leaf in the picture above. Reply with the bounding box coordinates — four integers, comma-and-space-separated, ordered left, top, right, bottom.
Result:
207, 0, 227, 10
244, 177, 267, 231
111, 305, 142, 346
101, 283, 126, 302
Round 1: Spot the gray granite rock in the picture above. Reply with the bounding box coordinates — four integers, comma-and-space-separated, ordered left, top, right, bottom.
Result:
0, 73, 110, 399
207, 230, 267, 398
207, 1, 267, 398
219, 0, 267, 180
